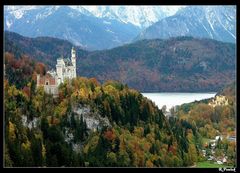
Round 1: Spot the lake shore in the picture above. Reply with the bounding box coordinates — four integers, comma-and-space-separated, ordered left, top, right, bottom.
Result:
142, 92, 216, 111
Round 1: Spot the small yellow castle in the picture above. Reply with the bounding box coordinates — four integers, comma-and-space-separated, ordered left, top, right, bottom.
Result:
208, 95, 229, 107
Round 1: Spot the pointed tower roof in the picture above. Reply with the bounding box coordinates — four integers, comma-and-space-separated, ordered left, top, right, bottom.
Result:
57, 55, 64, 60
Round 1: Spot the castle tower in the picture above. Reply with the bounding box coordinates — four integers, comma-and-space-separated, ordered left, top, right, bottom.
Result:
56, 56, 65, 85
37, 74, 40, 87
71, 47, 77, 78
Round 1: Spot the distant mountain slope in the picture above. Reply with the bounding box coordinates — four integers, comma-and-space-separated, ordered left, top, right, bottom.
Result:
4, 6, 140, 50
4, 31, 88, 68
5, 32, 236, 92
78, 37, 235, 92
217, 81, 236, 104
137, 6, 236, 43
218, 82, 236, 96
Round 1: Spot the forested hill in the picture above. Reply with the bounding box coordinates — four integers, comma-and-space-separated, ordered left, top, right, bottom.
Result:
217, 82, 236, 99
4, 53, 202, 167
4, 31, 88, 68
5, 31, 236, 92
80, 37, 235, 92
175, 81, 236, 166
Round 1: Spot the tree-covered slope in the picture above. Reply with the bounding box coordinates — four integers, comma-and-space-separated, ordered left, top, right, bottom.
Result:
5, 32, 236, 92
4, 53, 203, 167
4, 31, 88, 68
175, 82, 236, 166
79, 37, 235, 92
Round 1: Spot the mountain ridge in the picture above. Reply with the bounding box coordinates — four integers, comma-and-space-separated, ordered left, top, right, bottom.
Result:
5, 6, 236, 50
5, 31, 236, 92
5, 5, 183, 29
137, 6, 236, 43
4, 6, 141, 50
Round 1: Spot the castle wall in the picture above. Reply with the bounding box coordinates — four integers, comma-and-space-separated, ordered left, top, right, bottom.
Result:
44, 85, 58, 97
37, 74, 58, 97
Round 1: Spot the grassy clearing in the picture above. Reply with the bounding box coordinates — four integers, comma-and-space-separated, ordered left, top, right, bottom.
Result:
196, 161, 228, 168
202, 137, 211, 144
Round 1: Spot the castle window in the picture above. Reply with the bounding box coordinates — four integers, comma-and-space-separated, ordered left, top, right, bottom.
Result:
46, 81, 49, 85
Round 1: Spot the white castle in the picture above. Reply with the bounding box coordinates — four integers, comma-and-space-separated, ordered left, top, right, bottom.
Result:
37, 47, 77, 96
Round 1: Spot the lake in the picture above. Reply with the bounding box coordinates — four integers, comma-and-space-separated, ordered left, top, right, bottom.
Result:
142, 92, 216, 111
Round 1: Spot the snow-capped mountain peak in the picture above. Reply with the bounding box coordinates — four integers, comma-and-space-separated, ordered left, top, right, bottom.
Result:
137, 5, 236, 43
5, 5, 235, 50
4, 5, 185, 29
81, 6, 185, 28
4, 6, 40, 19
